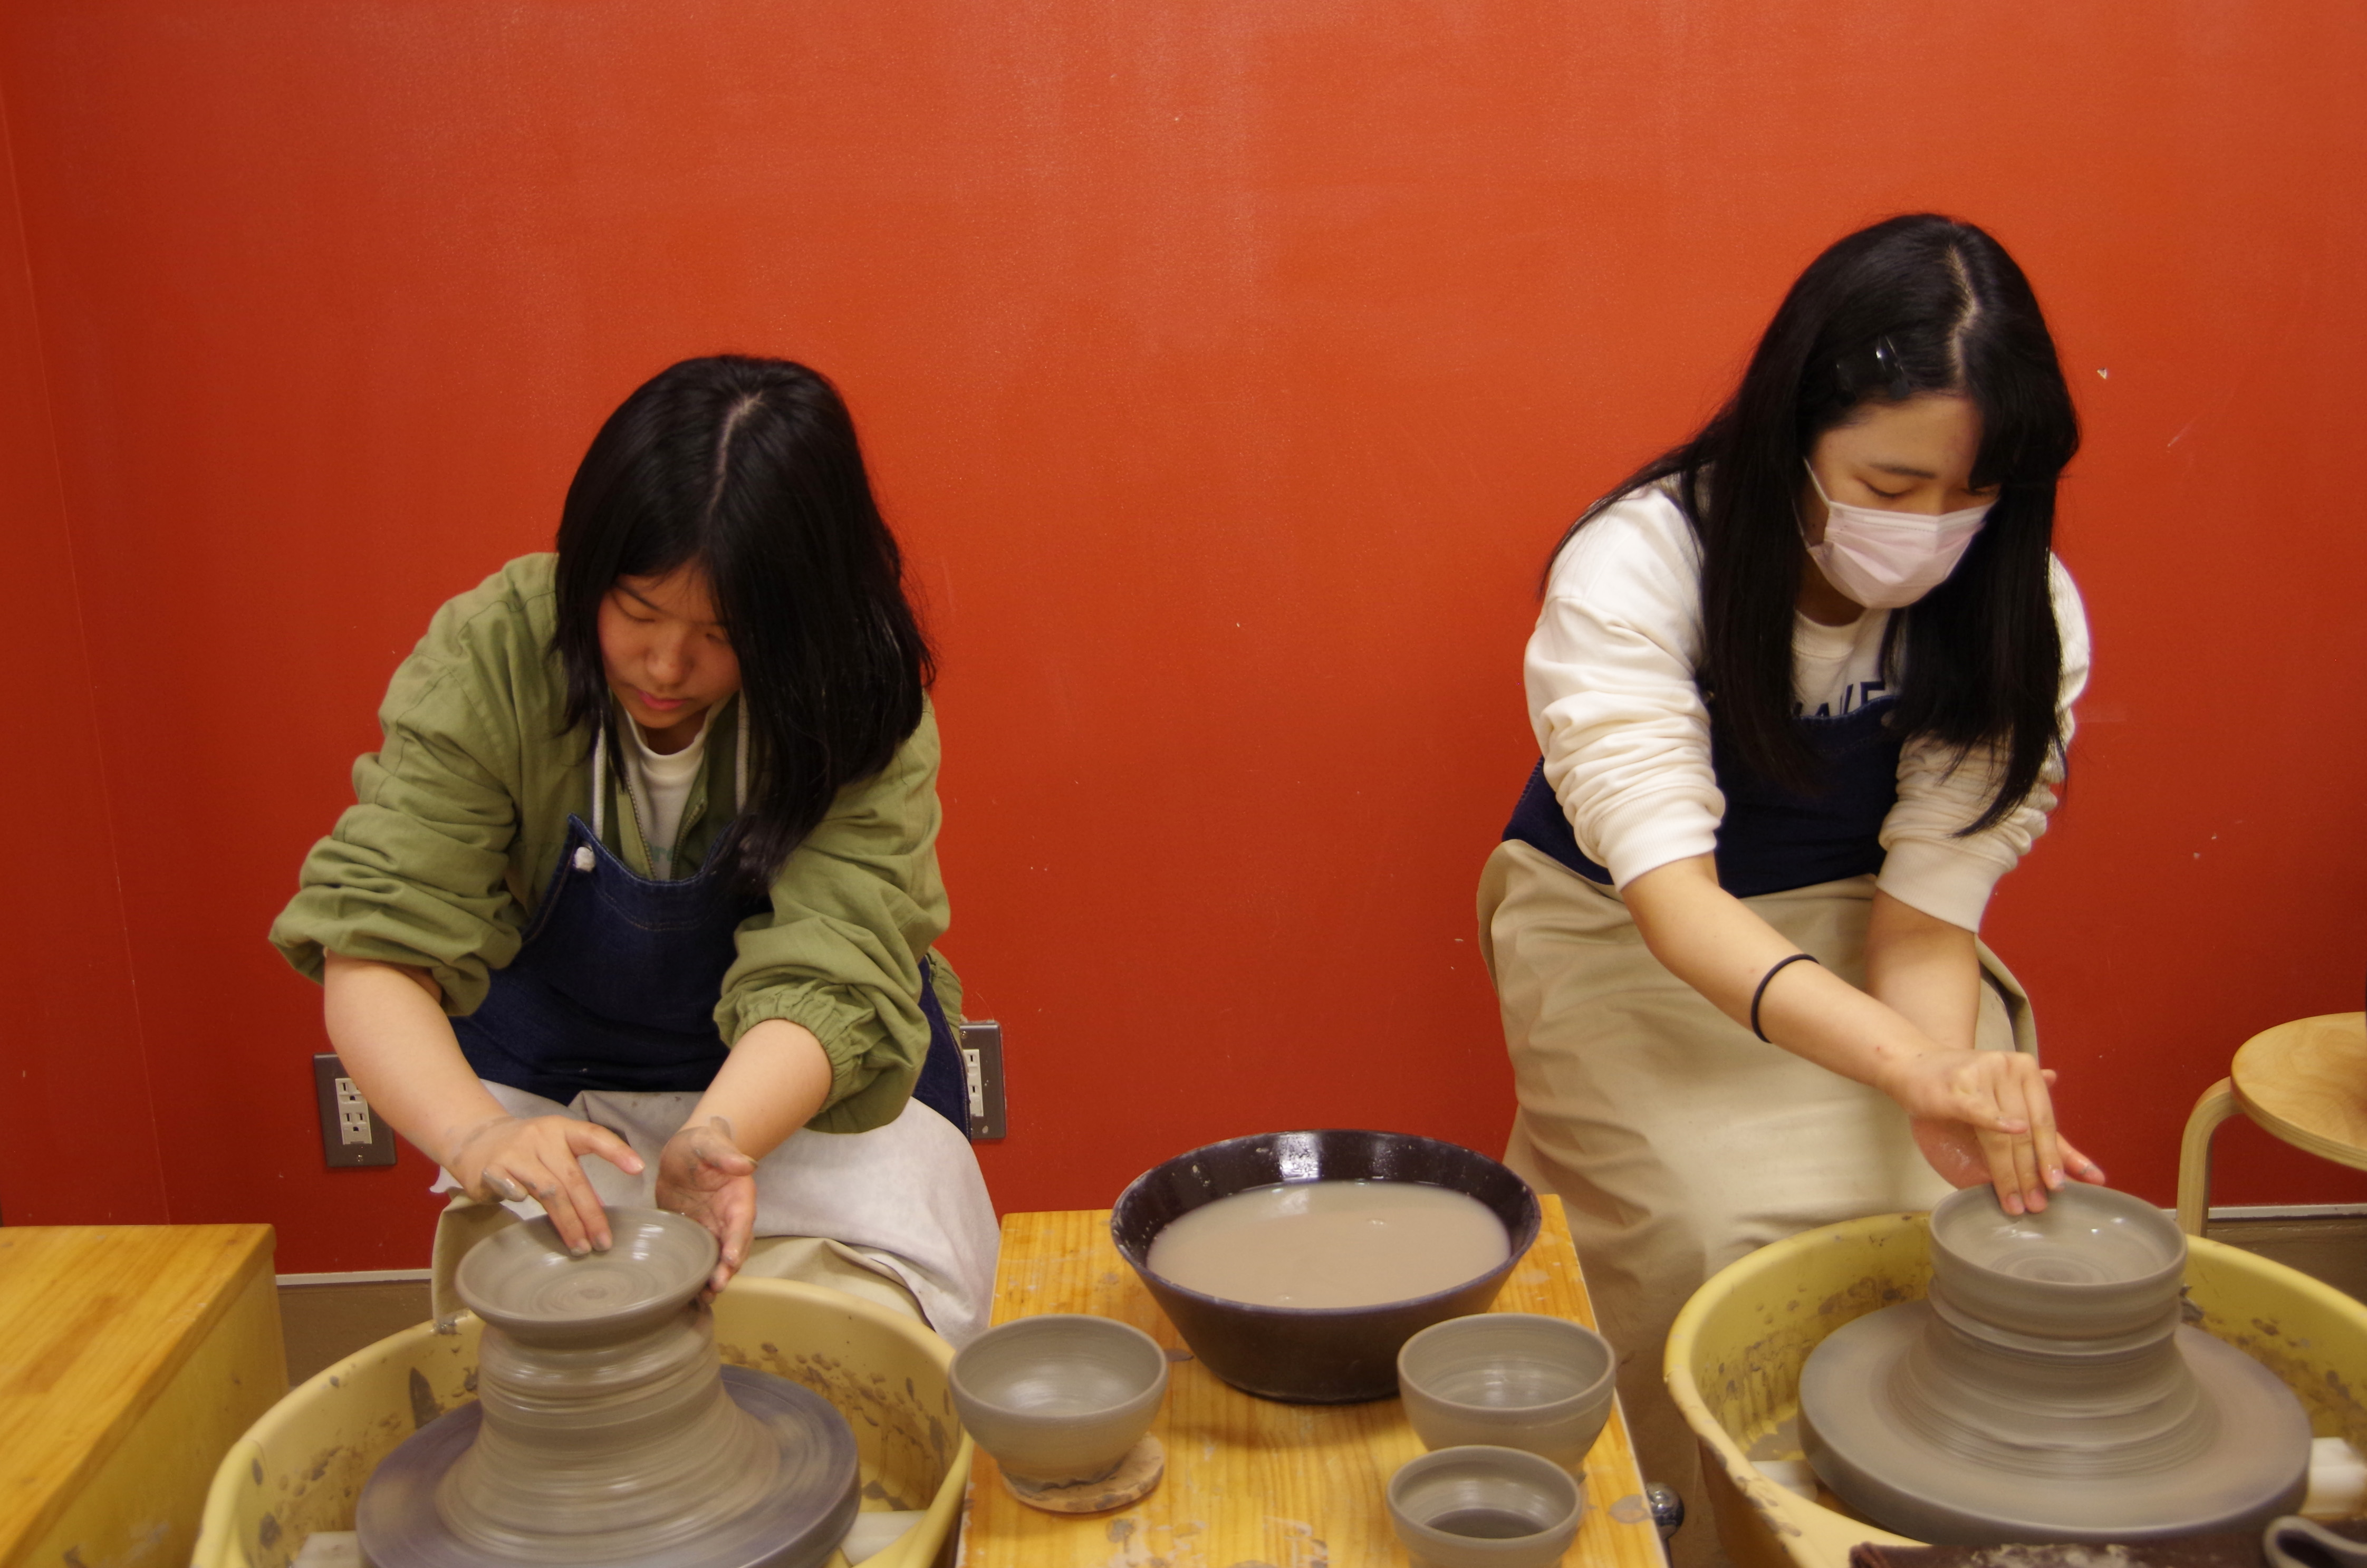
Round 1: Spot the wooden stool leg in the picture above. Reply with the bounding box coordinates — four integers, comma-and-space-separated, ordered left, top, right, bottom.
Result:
2176, 1078, 2241, 1236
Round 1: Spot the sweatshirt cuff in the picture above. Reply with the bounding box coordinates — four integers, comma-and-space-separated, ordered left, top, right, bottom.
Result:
1592, 793, 1723, 890
719, 984, 882, 1104
1876, 839, 2006, 932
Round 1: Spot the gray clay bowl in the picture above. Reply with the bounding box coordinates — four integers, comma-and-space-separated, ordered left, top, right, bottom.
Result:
1928, 1184, 2186, 1341
1398, 1313, 1617, 1470
455, 1206, 715, 1345
1387, 1445, 1585, 1568
949, 1314, 1170, 1486
1112, 1129, 1541, 1403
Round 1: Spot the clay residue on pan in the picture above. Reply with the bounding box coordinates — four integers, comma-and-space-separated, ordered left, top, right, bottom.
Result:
255, 1331, 478, 1568
407, 1368, 441, 1428
1702, 1255, 1930, 1460
1954, 1551, 2135, 1568
1688, 1219, 1929, 1542
723, 1337, 951, 1511
2207, 1312, 2367, 1447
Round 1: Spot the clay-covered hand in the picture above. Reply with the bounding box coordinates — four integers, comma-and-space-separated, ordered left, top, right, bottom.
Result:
657, 1115, 758, 1298
446, 1113, 644, 1255
1880, 1053, 2105, 1215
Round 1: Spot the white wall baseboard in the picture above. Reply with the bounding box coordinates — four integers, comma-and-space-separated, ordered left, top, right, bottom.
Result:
277, 1268, 433, 1286
2203, 1203, 2367, 1222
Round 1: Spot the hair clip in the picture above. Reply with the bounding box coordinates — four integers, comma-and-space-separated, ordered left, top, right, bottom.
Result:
1869, 335, 1911, 399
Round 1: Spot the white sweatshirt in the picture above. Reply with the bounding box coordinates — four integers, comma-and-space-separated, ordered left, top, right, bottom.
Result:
1527, 487, 2089, 931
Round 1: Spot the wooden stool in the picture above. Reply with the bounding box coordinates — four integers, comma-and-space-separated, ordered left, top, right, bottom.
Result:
2176, 1012, 2367, 1235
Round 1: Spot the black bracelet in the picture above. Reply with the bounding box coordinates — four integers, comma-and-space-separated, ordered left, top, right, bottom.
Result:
1750, 953, 1820, 1042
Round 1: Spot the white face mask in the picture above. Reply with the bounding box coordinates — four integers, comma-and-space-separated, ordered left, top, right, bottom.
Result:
1801, 461, 1991, 610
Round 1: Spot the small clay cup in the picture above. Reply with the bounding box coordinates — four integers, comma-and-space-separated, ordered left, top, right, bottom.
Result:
1387, 1445, 1585, 1568
949, 1315, 1170, 1487
1112, 1130, 1542, 1403
1398, 1314, 1617, 1471
455, 1207, 716, 1345
1928, 1184, 2186, 1342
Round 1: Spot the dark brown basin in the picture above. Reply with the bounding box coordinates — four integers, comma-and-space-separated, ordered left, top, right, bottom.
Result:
1110, 1130, 1541, 1404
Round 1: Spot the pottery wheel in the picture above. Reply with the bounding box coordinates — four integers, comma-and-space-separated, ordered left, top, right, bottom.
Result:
1801, 1301, 2310, 1544
361, 1365, 858, 1568
358, 1209, 860, 1568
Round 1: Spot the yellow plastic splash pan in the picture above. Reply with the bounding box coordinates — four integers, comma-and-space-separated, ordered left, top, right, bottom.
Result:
192, 1278, 972, 1568
1666, 1211, 2367, 1568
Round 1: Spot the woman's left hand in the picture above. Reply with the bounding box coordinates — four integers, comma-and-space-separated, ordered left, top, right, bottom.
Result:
657, 1115, 759, 1297
1894, 1062, 2105, 1214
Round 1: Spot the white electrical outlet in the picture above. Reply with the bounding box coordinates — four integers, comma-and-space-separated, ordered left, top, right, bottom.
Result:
314, 1053, 398, 1168
957, 1021, 1006, 1140
335, 1076, 373, 1144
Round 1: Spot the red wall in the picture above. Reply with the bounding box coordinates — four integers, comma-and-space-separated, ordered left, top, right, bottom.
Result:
3, 3, 2361, 1270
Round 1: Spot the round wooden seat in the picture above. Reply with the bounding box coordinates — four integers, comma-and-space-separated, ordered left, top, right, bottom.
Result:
2177, 1012, 2367, 1235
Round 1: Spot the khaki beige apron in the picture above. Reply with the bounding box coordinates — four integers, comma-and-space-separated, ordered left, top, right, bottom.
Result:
1478, 839, 2033, 1568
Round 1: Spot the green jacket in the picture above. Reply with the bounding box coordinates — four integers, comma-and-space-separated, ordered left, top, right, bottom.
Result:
268, 554, 958, 1133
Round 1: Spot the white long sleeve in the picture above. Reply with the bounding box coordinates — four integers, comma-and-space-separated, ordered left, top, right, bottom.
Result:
1524, 487, 2089, 930
1875, 558, 2089, 929
1527, 492, 1726, 887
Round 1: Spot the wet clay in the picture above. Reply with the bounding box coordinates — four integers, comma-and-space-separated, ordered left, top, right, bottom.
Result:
358, 1209, 859, 1568
1145, 1179, 1508, 1308
1800, 1186, 2311, 1544
998, 1434, 1167, 1513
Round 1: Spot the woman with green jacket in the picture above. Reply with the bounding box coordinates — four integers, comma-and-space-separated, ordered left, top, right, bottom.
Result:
271, 356, 995, 1341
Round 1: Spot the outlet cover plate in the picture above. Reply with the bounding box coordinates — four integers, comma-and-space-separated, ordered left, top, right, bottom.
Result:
959, 1021, 1006, 1141
313, 1052, 398, 1168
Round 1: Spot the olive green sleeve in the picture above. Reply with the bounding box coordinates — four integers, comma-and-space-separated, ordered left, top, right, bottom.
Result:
715, 705, 952, 1133
267, 593, 535, 1015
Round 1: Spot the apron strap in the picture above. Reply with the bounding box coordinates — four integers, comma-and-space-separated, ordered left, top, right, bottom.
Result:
735, 693, 749, 813
586, 696, 747, 858
589, 720, 609, 844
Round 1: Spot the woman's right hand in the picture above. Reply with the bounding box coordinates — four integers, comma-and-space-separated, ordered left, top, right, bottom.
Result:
445, 1114, 644, 1255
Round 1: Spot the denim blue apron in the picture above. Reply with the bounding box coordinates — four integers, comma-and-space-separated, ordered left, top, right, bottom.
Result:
1502, 698, 1902, 894
453, 701, 970, 1129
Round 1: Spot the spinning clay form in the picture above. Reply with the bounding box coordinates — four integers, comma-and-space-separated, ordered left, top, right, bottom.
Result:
1800, 1185, 2311, 1544
358, 1209, 860, 1568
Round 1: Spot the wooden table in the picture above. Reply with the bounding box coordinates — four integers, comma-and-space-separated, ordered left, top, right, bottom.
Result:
957, 1195, 1666, 1568
2177, 1012, 2367, 1234
0, 1225, 285, 1568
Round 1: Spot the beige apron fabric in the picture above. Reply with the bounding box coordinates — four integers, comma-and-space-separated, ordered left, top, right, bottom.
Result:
1477, 839, 2034, 1566
429, 1083, 997, 1345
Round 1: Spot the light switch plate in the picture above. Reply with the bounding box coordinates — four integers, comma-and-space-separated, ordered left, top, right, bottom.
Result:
958, 1021, 1006, 1141
313, 1052, 398, 1168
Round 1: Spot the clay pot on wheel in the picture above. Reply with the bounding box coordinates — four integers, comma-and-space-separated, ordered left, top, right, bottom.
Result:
1800, 1185, 2311, 1544
358, 1208, 860, 1568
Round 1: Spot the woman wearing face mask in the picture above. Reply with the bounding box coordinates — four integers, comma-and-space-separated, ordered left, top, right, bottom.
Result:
1478, 214, 2102, 1545
270, 356, 997, 1342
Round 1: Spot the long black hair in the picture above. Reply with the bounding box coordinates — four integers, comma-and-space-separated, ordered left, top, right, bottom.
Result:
1553, 214, 2079, 831
553, 355, 933, 891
